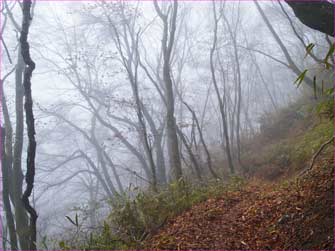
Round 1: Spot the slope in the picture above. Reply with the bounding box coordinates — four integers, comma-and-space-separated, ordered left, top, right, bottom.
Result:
146, 147, 333, 250
146, 102, 334, 250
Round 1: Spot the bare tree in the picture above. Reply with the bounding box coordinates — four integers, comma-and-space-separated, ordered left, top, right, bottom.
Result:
20, 0, 38, 249
39, 106, 122, 198
210, 1, 235, 174
222, 6, 242, 164
101, 2, 159, 190
277, 1, 327, 65
154, 0, 183, 180
182, 101, 219, 179
1, 1, 31, 249
254, 1, 316, 90
1, 65, 18, 250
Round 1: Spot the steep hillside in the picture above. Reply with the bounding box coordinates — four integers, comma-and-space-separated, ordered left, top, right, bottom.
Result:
145, 104, 334, 250
57, 101, 333, 250
146, 150, 333, 249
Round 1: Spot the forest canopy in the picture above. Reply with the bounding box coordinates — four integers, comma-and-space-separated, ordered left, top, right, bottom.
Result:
0, 0, 333, 250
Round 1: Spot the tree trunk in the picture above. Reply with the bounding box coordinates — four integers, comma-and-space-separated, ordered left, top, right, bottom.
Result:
284, 0, 334, 37
91, 114, 121, 195
20, 1, 38, 248
254, 1, 317, 90
223, 14, 242, 164
13, 46, 30, 251
154, 0, 183, 180
1, 127, 18, 250
183, 102, 219, 179
176, 127, 203, 181
210, 2, 235, 174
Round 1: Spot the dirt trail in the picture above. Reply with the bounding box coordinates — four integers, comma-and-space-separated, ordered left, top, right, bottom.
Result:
146, 153, 334, 250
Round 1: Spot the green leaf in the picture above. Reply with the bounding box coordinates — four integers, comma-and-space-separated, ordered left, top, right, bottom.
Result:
313, 76, 317, 99
41, 235, 48, 250
294, 70, 308, 88
305, 43, 315, 58
75, 213, 79, 226
324, 43, 334, 69
59, 241, 66, 249
325, 87, 334, 96
65, 215, 77, 226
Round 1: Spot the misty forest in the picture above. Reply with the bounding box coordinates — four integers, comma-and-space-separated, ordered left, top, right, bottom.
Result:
0, 0, 334, 250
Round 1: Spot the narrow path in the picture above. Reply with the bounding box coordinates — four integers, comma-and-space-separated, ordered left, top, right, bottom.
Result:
146, 155, 333, 250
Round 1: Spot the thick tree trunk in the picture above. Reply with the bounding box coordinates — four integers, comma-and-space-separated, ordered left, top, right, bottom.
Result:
154, 0, 183, 180
20, 1, 38, 249
165, 77, 183, 180
285, 0, 334, 37
13, 46, 30, 251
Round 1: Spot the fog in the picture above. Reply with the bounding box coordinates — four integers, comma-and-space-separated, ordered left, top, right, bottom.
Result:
1, 0, 333, 249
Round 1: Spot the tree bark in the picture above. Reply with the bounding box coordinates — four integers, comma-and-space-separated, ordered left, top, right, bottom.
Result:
254, 1, 318, 90
154, 0, 183, 180
20, 1, 38, 249
222, 13, 242, 164
13, 44, 30, 251
1, 127, 18, 250
278, 1, 326, 65
210, 1, 235, 174
285, 0, 334, 37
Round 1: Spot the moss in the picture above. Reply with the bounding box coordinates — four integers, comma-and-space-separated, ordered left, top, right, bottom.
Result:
258, 119, 333, 172
243, 99, 333, 179
290, 120, 333, 168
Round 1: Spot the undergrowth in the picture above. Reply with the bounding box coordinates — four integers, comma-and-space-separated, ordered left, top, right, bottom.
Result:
57, 95, 333, 250
244, 97, 333, 179
58, 176, 245, 250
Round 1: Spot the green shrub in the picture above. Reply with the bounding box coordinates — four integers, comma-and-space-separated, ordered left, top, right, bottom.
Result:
84, 222, 129, 250
315, 96, 334, 119
291, 120, 333, 166
106, 177, 245, 248
244, 99, 333, 175
56, 178, 246, 250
